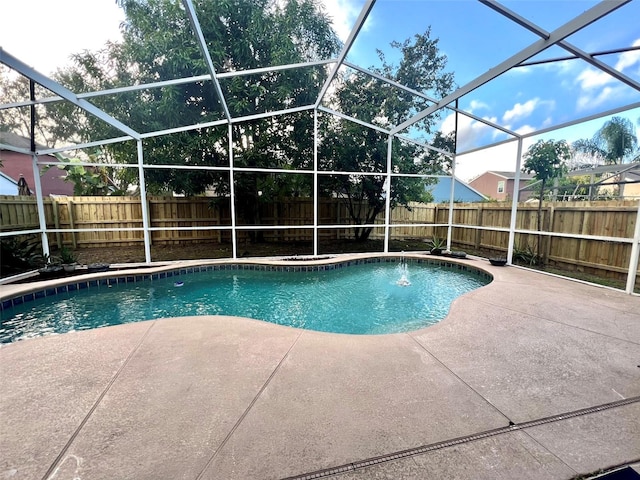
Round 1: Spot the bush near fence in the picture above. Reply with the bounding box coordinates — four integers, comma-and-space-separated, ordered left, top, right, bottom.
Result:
1, 195, 637, 285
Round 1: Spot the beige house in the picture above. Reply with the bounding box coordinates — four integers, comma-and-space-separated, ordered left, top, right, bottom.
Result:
469, 171, 535, 201
569, 163, 640, 200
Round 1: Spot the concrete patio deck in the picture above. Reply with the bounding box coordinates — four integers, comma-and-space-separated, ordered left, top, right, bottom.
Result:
1, 258, 639, 479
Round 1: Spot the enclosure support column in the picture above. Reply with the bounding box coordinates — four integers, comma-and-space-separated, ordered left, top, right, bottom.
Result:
29, 78, 50, 258
137, 140, 152, 264
507, 138, 524, 264
31, 153, 50, 259
383, 135, 393, 253
446, 157, 456, 251
228, 124, 238, 259
313, 110, 319, 256
625, 200, 640, 294
446, 101, 459, 251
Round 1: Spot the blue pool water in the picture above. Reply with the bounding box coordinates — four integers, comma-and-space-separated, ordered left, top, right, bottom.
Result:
0, 262, 490, 343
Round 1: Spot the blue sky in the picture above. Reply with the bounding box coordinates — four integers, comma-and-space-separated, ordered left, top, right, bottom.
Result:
334, 0, 640, 178
2, 0, 639, 180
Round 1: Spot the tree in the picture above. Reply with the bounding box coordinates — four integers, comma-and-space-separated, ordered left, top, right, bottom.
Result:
50, 152, 127, 196
523, 139, 570, 264
573, 116, 638, 165
572, 116, 638, 197
319, 29, 455, 241
48, 0, 341, 226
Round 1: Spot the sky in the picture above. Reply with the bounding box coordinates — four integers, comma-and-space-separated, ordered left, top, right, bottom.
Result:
1, 0, 639, 181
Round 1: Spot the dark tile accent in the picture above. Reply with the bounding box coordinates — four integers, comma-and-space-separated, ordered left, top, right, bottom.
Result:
1, 257, 492, 312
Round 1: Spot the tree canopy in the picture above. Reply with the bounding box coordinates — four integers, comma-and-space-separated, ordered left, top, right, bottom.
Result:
572, 116, 638, 166
42, 0, 455, 242
318, 29, 455, 240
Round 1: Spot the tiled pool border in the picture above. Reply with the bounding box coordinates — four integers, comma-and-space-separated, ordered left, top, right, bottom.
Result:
1, 256, 492, 313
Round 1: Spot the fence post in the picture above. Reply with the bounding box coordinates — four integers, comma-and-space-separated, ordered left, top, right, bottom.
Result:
433, 204, 439, 238
147, 197, 153, 246
68, 200, 77, 248
52, 199, 62, 249
475, 204, 483, 250
544, 203, 555, 263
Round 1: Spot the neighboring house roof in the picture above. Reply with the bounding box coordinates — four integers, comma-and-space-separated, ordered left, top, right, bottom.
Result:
0, 130, 48, 151
0, 133, 74, 196
428, 177, 487, 203
487, 171, 536, 180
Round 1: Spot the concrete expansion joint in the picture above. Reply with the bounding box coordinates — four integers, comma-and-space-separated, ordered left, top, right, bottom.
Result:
195, 330, 303, 480
40, 322, 157, 480
282, 395, 640, 480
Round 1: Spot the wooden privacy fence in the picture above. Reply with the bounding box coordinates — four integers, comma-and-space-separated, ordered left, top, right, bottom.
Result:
0, 196, 377, 246
378, 200, 638, 281
1, 195, 638, 281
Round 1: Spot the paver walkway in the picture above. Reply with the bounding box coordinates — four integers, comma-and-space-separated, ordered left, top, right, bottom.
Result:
1, 258, 639, 479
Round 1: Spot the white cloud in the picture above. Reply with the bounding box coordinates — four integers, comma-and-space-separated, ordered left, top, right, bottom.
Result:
469, 99, 489, 111
455, 142, 519, 182
441, 111, 500, 152
541, 116, 554, 128
577, 86, 617, 110
321, 0, 363, 42
502, 99, 539, 123
515, 124, 536, 136
576, 68, 613, 90
615, 38, 640, 71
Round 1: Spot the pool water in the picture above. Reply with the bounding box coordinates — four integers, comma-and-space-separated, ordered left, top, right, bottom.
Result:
0, 262, 489, 342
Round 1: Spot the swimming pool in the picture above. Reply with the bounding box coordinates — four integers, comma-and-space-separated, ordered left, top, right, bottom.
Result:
0, 258, 491, 343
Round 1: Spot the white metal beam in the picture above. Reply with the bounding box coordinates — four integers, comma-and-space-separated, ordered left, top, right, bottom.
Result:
38, 136, 133, 155
317, 106, 391, 135
313, 110, 319, 256
521, 102, 640, 140
343, 61, 520, 140
1, 60, 337, 112
181, 0, 232, 122
30, 153, 50, 259
626, 201, 640, 294
1, 48, 141, 141
506, 139, 524, 265
390, 0, 629, 136
314, 0, 376, 108
481, 0, 640, 92
227, 124, 238, 259
136, 140, 152, 264
383, 136, 393, 252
